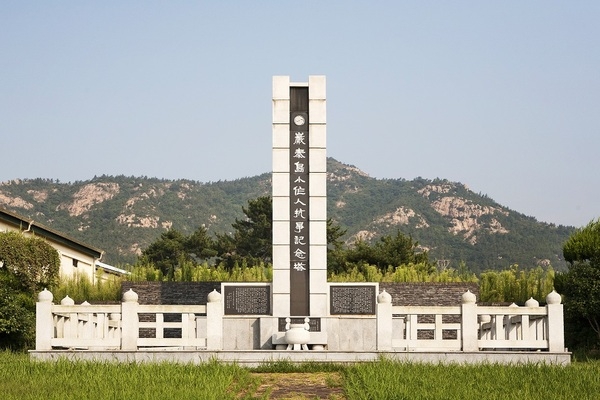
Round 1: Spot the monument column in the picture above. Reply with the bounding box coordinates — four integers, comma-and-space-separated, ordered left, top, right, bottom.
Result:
272, 76, 327, 317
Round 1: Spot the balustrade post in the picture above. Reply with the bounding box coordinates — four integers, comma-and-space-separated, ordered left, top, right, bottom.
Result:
376, 290, 393, 351
80, 301, 93, 339
60, 295, 76, 338
524, 297, 540, 341
36, 289, 54, 350
206, 290, 223, 350
461, 290, 478, 352
546, 290, 565, 352
121, 289, 139, 351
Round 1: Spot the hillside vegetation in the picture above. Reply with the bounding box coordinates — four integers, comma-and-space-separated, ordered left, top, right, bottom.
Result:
0, 158, 573, 272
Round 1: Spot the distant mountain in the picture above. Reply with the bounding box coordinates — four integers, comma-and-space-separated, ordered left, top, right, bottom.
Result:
0, 158, 573, 273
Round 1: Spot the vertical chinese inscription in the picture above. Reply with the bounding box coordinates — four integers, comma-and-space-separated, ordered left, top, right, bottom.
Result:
289, 86, 309, 316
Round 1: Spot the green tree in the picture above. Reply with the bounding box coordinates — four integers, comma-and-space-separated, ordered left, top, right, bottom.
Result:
555, 219, 600, 349
0, 274, 36, 350
345, 231, 432, 272
327, 218, 347, 274
0, 231, 60, 292
139, 226, 218, 277
214, 232, 238, 270
555, 262, 600, 345
140, 229, 189, 276
0, 231, 60, 350
345, 238, 376, 268
185, 226, 217, 262
563, 219, 600, 263
218, 196, 272, 267
374, 231, 430, 268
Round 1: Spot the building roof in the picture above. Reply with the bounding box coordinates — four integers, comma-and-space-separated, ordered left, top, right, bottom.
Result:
95, 260, 129, 276
0, 207, 103, 259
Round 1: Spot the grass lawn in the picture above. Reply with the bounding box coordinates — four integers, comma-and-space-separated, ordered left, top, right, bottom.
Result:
1, 352, 600, 399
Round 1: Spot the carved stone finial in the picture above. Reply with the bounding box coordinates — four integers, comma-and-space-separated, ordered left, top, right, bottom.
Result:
546, 290, 562, 305
207, 289, 222, 303
122, 288, 139, 303
38, 288, 53, 302
525, 297, 539, 307
61, 295, 75, 305
377, 289, 392, 304
461, 290, 476, 304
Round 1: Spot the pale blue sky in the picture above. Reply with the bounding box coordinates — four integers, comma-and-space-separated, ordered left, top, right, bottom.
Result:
1, 1, 598, 227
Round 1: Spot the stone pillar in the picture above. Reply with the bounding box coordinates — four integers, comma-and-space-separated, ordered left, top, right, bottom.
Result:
36, 289, 54, 351
461, 290, 479, 352
308, 75, 328, 316
121, 289, 139, 351
272, 75, 328, 317
272, 75, 291, 317
206, 289, 223, 350
376, 290, 393, 351
546, 290, 565, 352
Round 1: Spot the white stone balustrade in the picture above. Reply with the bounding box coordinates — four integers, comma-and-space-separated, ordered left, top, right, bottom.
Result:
37, 288, 565, 354
35, 288, 220, 351
376, 290, 566, 353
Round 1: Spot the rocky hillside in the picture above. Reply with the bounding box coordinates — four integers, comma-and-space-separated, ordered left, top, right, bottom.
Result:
0, 159, 573, 272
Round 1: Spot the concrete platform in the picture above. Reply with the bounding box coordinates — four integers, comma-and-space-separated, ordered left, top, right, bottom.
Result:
29, 350, 571, 367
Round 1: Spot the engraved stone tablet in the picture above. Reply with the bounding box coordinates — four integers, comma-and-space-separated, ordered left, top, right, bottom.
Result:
330, 285, 376, 315
223, 286, 270, 315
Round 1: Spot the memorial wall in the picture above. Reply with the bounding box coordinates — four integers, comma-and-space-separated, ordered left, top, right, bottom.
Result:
122, 282, 478, 308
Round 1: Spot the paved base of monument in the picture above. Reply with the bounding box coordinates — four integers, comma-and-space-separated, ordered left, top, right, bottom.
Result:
29, 350, 571, 366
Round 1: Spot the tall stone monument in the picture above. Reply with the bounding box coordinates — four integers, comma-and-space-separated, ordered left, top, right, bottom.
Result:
272, 76, 327, 318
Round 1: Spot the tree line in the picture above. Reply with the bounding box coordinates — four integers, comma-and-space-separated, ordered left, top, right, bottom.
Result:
138, 196, 440, 279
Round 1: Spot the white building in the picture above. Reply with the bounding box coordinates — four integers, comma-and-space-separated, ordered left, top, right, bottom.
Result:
0, 207, 126, 282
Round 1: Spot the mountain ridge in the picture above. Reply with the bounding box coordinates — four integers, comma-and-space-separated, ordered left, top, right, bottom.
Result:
0, 158, 573, 273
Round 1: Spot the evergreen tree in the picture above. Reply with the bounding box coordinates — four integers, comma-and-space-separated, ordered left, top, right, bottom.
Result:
185, 226, 217, 262
345, 231, 432, 272
563, 219, 600, 264
555, 219, 600, 349
215, 196, 272, 268
327, 218, 347, 274
140, 229, 188, 275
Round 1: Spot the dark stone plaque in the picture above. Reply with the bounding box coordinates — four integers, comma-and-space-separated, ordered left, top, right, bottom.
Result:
330, 285, 376, 315
224, 286, 270, 315
278, 317, 321, 332
289, 86, 310, 316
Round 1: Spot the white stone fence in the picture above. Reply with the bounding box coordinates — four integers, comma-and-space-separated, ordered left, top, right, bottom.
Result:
36, 287, 565, 353
376, 289, 565, 352
35, 288, 224, 351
